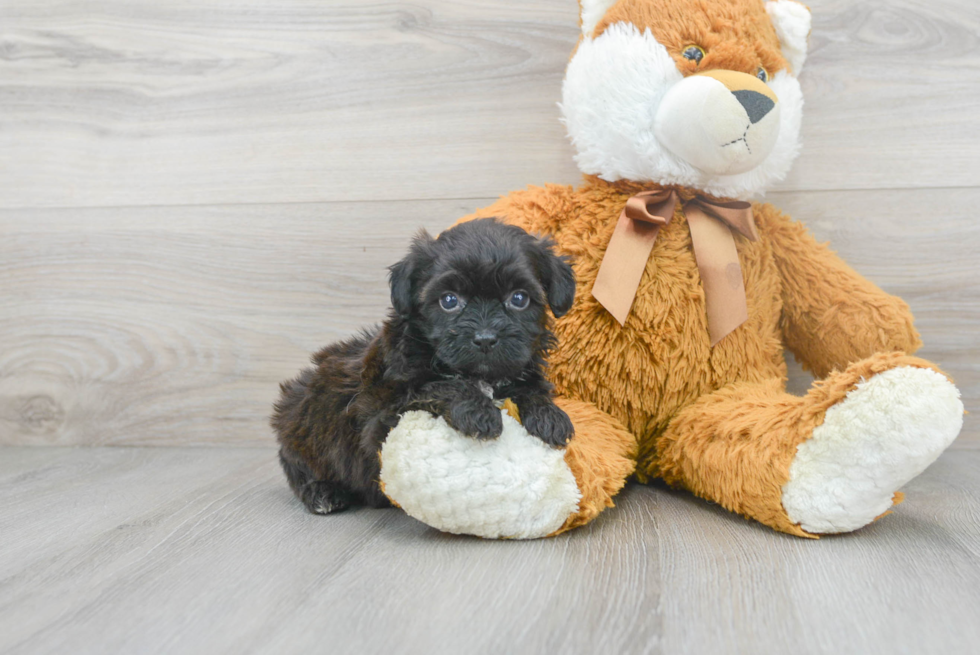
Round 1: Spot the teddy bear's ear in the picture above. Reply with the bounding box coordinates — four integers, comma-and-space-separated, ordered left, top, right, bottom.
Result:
766, 0, 812, 75
579, 0, 619, 38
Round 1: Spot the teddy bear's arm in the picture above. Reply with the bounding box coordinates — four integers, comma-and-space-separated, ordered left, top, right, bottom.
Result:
754, 202, 922, 379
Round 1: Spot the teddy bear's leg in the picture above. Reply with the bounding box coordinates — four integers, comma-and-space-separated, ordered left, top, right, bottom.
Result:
551, 397, 638, 534
651, 352, 963, 537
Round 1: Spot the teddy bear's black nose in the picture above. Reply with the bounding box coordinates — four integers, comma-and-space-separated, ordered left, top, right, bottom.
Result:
733, 89, 775, 124
473, 330, 498, 352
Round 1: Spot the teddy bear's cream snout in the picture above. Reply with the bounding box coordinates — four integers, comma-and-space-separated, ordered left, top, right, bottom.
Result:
654, 69, 782, 176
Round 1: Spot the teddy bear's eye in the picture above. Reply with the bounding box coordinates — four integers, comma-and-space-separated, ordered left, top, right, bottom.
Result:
682, 45, 705, 64
756, 66, 769, 82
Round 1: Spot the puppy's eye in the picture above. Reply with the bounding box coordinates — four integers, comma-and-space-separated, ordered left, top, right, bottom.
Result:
439, 293, 460, 312
756, 66, 769, 82
507, 290, 530, 310
682, 45, 704, 64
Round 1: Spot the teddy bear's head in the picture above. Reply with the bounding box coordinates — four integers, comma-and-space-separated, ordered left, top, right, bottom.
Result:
562, 0, 811, 199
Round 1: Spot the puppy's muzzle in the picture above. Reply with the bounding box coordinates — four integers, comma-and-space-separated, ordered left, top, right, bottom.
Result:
473, 329, 498, 353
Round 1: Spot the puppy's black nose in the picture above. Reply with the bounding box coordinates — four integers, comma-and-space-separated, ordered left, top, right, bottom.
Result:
473, 330, 498, 352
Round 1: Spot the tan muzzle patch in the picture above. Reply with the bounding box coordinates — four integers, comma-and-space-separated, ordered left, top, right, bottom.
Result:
693, 69, 778, 103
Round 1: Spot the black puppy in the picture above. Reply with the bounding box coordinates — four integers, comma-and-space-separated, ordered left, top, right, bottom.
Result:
272, 218, 577, 515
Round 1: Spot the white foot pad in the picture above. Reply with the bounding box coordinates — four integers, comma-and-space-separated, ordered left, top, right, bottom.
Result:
782, 366, 963, 534
380, 410, 581, 539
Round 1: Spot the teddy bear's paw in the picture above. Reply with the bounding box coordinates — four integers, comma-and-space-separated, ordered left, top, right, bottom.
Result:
781, 366, 963, 534
379, 410, 581, 539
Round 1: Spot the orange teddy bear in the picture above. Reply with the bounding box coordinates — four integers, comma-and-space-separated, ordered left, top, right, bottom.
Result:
379, 0, 964, 539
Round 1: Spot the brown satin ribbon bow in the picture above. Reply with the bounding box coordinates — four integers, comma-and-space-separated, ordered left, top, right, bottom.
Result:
591, 189, 758, 346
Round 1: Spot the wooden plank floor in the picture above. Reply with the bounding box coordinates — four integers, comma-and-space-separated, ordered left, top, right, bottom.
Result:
1, 446, 979, 655
1, 0, 978, 208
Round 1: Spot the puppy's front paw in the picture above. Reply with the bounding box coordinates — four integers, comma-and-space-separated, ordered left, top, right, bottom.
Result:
448, 398, 503, 440
521, 402, 574, 447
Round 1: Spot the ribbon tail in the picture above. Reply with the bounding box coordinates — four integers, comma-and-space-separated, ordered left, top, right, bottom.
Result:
685, 205, 749, 346
592, 211, 663, 326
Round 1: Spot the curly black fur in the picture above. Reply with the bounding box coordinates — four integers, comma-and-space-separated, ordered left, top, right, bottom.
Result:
272, 218, 577, 515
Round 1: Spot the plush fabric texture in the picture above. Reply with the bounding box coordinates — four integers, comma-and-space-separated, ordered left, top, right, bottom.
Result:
456, 178, 959, 536
461, 178, 924, 444
593, 0, 790, 74
392, 0, 962, 539
380, 409, 582, 539
579, 0, 620, 37
552, 397, 639, 533
562, 11, 804, 198
655, 353, 952, 538
765, 0, 812, 74
653, 70, 783, 176
782, 365, 964, 533
380, 397, 636, 538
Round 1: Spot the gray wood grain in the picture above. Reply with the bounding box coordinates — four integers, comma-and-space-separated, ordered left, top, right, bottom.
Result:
0, 199, 482, 447
1, 0, 978, 209
653, 451, 980, 655
1, 188, 976, 447
1, 446, 978, 654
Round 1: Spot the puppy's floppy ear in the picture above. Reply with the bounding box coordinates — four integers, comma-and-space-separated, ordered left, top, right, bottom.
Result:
389, 229, 436, 316
531, 235, 576, 318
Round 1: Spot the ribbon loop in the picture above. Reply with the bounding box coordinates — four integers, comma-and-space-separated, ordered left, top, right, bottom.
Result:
623, 190, 676, 226
592, 189, 757, 346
